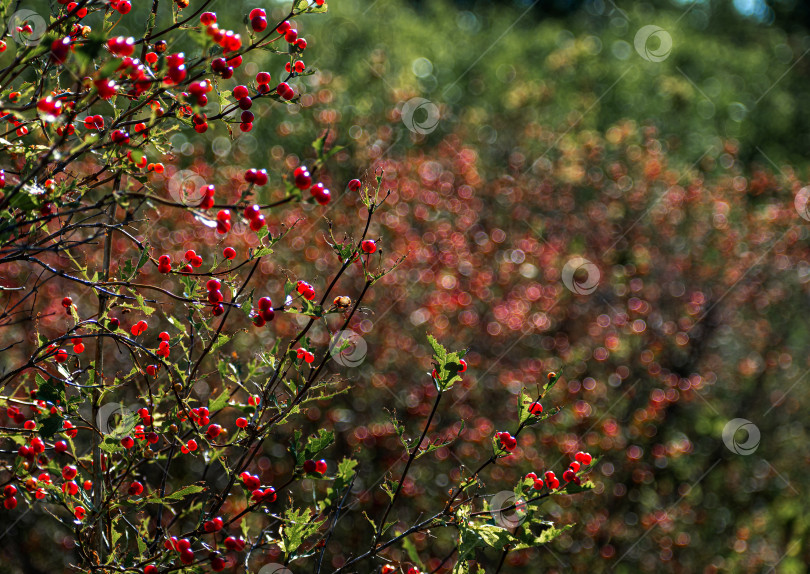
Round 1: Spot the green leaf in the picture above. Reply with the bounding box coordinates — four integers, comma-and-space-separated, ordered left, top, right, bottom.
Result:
165, 484, 205, 500
208, 391, 230, 413
36, 374, 65, 404
278, 507, 326, 559
427, 334, 466, 391
298, 428, 334, 465
38, 415, 64, 439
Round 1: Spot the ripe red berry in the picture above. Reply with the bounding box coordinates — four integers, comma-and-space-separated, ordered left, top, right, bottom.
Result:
62, 465, 78, 480
200, 11, 216, 25
55, 349, 68, 363
315, 459, 327, 474
74, 506, 86, 520
256, 71, 271, 84
144, 566, 158, 574
223, 247, 236, 260
54, 440, 68, 453
529, 401, 543, 415
251, 16, 267, 32
347, 179, 361, 192
361, 240, 377, 254
62, 297, 73, 308
574, 451, 593, 465
235, 417, 248, 428
128, 480, 144, 496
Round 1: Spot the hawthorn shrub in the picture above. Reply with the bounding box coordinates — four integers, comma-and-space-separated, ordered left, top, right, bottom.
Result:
0, 1, 595, 573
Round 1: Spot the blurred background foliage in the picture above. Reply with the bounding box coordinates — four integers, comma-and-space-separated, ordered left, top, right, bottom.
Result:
4, 0, 810, 572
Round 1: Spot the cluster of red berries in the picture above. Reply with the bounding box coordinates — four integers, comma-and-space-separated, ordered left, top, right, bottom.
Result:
496, 431, 518, 451
17, 436, 45, 460
157, 331, 171, 358
164, 536, 198, 565
61, 296, 73, 313
180, 439, 198, 454
202, 16, 242, 52
205, 279, 225, 316
110, 129, 129, 145
239, 472, 277, 502
205, 423, 222, 440
296, 348, 315, 363
106, 36, 135, 57
277, 20, 307, 51
6, 406, 25, 425
182, 249, 204, 271
244, 168, 268, 186
303, 459, 327, 475
83, 115, 104, 130
251, 296, 274, 327
187, 406, 211, 426
203, 516, 224, 532
199, 185, 216, 209
107, 0, 132, 14
215, 210, 231, 234
3, 485, 18, 510
71, 337, 85, 354
130, 320, 148, 337
36, 97, 63, 121
164, 52, 187, 86
285, 60, 306, 74
248, 8, 268, 32
296, 280, 316, 300
276, 81, 296, 101
187, 79, 213, 106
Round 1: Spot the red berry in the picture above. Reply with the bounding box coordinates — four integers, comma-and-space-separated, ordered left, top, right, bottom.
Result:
74, 506, 86, 520
206, 278, 221, 291
223, 247, 236, 260
348, 179, 361, 192
361, 240, 377, 254
315, 459, 327, 474
235, 417, 248, 428
121, 436, 135, 449
529, 401, 543, 415
251, 16, 267, 32
200, 12, 216, 25
54, 440, 68, 453
256, 71, 271, 84
233, 85, 248, 100
574, 451, 593, 465
62, 297, 73, 308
